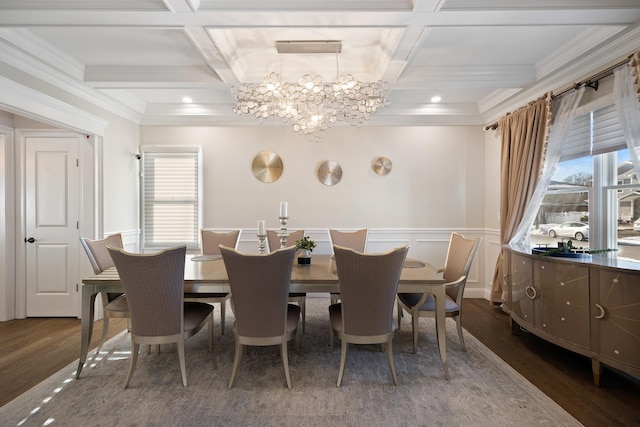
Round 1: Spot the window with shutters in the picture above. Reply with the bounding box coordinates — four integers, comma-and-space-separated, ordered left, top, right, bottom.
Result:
530, 102, 640, 262
141, 146, 202, 251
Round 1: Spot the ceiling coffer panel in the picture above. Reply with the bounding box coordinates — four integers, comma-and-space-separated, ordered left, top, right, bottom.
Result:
197, 0, 413, 11
0, 0, 169, 10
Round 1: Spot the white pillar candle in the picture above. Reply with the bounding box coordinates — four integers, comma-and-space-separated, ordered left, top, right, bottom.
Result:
257, 219, 266, 235
280, 201, 288, 218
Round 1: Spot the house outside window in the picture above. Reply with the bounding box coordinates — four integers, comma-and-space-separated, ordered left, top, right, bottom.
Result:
140, 146, 202, 251
530, 101, 640, 262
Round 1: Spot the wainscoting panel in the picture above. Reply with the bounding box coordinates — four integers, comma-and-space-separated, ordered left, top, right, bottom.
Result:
237, 227, 490, 298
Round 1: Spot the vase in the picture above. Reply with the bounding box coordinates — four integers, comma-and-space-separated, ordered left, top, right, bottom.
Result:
298, 249, 311, 265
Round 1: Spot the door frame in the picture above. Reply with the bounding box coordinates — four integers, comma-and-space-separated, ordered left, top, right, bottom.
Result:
0, 125, 15, 321
14, 129, 99, 319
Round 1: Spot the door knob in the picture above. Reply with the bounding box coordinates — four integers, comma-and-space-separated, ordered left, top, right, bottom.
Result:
25, 237, 36, 243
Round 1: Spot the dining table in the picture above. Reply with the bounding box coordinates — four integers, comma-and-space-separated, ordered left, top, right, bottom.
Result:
76, 254, 449, 380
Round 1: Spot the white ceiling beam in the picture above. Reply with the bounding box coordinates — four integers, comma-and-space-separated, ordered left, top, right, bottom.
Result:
84, 65, 221, 84
181, 26, 231, 82
0, 9, 639, 27
162, 0, 194, 13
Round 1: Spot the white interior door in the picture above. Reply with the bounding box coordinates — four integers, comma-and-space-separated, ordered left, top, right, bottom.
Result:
25, 135, 79, 316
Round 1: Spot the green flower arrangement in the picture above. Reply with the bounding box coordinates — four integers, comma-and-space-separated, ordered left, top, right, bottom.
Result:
295, 236, 317, 252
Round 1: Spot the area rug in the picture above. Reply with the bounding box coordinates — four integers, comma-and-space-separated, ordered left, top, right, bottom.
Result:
1, 298, 582, 426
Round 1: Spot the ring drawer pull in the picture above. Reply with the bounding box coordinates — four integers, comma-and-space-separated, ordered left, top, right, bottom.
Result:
595, 303, 606, 319
525, 286, 537, 299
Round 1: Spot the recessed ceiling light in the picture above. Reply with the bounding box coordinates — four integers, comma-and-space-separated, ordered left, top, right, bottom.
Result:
182, 97, 193, 103
431, 96, 442, 103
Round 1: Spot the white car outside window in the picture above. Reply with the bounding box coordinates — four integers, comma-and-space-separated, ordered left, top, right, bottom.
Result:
548, 222, 589, 241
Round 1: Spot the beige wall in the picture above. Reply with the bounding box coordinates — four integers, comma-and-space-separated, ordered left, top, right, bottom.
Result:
483, 128, 502, 293
141, 125, 486, 230
101, 116, 140, 234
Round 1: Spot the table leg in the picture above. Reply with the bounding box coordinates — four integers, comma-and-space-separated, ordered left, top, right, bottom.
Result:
75, 287, 97, 379
434, 287, 450, 380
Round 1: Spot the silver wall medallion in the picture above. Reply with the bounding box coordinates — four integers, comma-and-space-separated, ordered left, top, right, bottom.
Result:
372, 156, 392, 175
316, 160, 342, 186
251, 151, 283, 183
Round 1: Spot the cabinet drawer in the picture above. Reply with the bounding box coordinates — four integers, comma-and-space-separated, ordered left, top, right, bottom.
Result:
597, 269, 640, 368
535, 259, 590, 349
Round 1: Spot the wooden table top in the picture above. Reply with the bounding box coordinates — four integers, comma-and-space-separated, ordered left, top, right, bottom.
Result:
82, 254, 444, 293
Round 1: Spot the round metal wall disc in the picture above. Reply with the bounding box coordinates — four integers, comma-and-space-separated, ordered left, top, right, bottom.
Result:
372, 156, 392, 175
316, 160, 342, 186
252, 151, 283, 183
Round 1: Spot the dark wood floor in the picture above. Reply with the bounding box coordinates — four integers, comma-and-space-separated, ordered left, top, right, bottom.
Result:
1, 299, 638, 426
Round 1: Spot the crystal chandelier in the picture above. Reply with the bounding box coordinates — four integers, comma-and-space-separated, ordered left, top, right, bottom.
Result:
231, 66, 389, 141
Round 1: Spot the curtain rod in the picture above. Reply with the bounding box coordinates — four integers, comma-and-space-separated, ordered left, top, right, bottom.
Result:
483, 55, 632, 131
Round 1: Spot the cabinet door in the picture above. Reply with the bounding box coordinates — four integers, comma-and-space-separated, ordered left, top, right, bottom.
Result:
535, 259, 590, 349
597, 269, 640, 369
510, 252, 535, 326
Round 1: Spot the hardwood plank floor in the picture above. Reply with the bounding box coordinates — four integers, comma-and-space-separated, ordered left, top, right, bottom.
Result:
0, 316, 128, 408
0, 300, 638, 426
461, 299, 639, 427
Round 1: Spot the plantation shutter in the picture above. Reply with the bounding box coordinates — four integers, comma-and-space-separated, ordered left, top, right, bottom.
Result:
142, 147, 201, 250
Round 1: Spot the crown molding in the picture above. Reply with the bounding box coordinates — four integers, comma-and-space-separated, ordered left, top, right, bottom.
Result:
0, 76, 109, 136
0, 29, 144, 124
535, 26, 627, 80
480, 25, 640, 123
0, 28, 85, 81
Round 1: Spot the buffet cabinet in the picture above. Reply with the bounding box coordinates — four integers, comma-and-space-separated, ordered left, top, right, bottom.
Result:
504, 247, 640, 385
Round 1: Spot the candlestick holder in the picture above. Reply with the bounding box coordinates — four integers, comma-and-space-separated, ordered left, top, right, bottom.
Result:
257, 234, 267, 254
278, 216, 289, 248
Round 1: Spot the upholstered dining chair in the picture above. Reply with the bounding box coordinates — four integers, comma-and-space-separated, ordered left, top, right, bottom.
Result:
80, 233, 129, 355
327, 228, 369, 343
266, 228, 304, 251
328, 229, 368, 253
108, 245, 213, 388
267, 228, 307, 333
329, 244, 408, 387
184, 229, 241, 335
397, 232, 481, 353
220, 245, 299, 389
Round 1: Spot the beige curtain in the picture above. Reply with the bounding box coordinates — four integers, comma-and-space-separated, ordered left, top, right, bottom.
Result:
490, 94, 552, 304
632, 51, 640, 97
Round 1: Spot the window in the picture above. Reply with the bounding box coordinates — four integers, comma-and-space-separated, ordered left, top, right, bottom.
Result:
141, 146, 202, 251
530, 102, 640, 263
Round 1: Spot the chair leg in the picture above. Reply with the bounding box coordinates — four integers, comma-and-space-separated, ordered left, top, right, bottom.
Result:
280, 341, 292, 389
228, 340, 243, 389
208, 316, 214, 352
177, 338, 187, 386
337, 339, 348, 387
124, 342, 140, 389
220, 300, 226, 335
328, 305, 333, 348
385, 338, 398, 386
96, 313, 109, 354
455, 315, 466, 351
396, 301, 402, 331
412, 311, 419, 354
300, 297, 306, 334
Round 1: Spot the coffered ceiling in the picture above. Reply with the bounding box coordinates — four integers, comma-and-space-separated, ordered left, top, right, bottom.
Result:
0, 0, 639, 129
